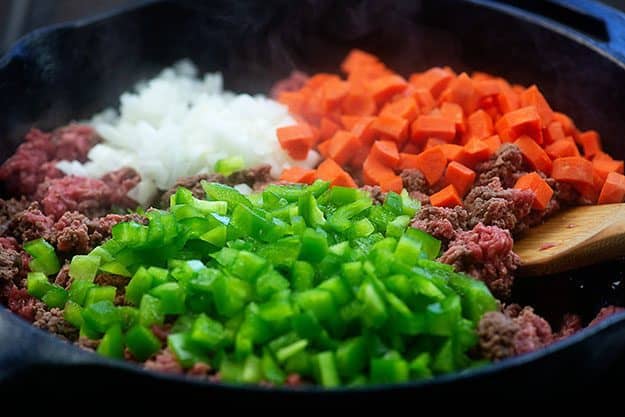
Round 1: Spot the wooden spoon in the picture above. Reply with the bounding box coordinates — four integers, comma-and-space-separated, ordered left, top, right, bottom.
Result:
514, 203, 625, 276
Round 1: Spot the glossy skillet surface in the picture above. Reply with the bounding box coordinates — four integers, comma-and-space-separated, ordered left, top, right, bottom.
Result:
1, 0, 625, 399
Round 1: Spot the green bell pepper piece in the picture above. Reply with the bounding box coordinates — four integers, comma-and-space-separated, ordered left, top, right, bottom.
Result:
126, 325, 161, 361
327, 199, 371, 232
149, 282, 186, 314
24, 239, 60, 276
82, 300, 120, 333
314, 351, 340, 387
336, 336, 367, 378
201, 181, 252, 210
63, 300, 84, 328
26, 272, 54, 298
370, 357, 409, 384
84, 286, 116, 306
97, 324, 124, 359
125, 267, 153, 306
291, 261, 315, 291
42, 286, 68, 308
215, 155, 245, 176
190, 313, 226, 351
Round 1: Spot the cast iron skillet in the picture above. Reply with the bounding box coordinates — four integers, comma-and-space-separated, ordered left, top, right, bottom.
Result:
1, 0, 625, 399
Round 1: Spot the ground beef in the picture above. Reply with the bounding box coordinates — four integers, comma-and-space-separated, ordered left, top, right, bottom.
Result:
0, 242, 23, 283
5, 286, 39, 321
400, 169, 429, 195
6, 202, 55, 242
33, 306, 78, 339
411, 206, 468, 245
53, 212, 91, 253
475, 144, 526, 188
478, 305, 554, 360
35, 168, 140, 220
589, 306, 625, 327
144, 349, 183, 374
53, 263, 71, 289
555, 313, 583, 340
270, 70, 309, 99
0, 197, 30, 235
94, 273, 129, 305
77, 336, 100, 351
510, 306, 553, 354
464, 178, 534, 234
159, 165, 274, 207
477, 311, 519, 361
286, 374, 303, 387
187, 362, 212, 377
555, 181, 588, 206
0, 125, 98, 196
227, 165, 273, 190
361, 185, 386, 205
151, 324, 173, 342
439, 223, 518, 299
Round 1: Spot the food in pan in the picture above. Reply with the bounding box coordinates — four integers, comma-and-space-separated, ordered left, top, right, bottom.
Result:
1, 50, 623, 386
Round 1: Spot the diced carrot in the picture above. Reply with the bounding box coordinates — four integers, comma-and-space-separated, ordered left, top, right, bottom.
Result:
425, 137, 446, 149
341, 115, 361, 130
399, 153, 420, 170
411, 115, 456, 143
402, 142, 421, 154
457, 138, 491, 168
279, 166, 317, 184
341, 49, 381, 74
341, 92, 377, 116
485, 134, 501, 152
475, 79, 500, 101
594, 151, 614, 162
441, 72, 478, 114
495, 105, 543, 144
553, 112, 576, 135
440, 144, 464, 161
440, 102, 464, 133
319, 117, 340, 142
444, 161, 476, 197
496, 79, 520, 114
328, 130, 360, 165
598, 172, 625, 204
412, 146, 447, 185
370, 140, 400, 168
471, 71, 494, 81
379, 175, 404, 193
464, 109, 494, 142
552, 156, 594, 186
349, 141, 372, 169
514, 135, 552, 174
363, 154, 396, 185
545, 139, 580, 159
369, 75, 408, 104
544, 121, 566, 144
380, 97, 419, 122
578, 130, 602, 158
277, 124, 315, 160
520, 85, 554, 127
371, 114, 409, 142
351, 116, 377, 145
317, 140, 331, 158
306, 73, 338, 89
321, 78, 349, 113
410, 67, 454, 99
514, 172, 554, 210
593, 158, 625, 182
410, 87, 436, 114
430, 185, 463, 208
316, 158, 357, 188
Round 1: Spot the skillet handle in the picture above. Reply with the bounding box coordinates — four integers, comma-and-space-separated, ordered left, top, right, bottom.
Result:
484, 0, 625, 63
0, 309, 97, 382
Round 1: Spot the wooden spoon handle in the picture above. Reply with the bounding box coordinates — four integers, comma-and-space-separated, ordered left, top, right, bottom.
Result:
515, 203, 625, 276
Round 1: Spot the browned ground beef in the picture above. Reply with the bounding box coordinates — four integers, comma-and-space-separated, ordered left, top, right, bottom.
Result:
0, 125, 99, 196
464, 178, 534, 234
477, 311, 519, 360
159, 165, 273, 208
411, 206, 468, 245
439, 223, 518, 299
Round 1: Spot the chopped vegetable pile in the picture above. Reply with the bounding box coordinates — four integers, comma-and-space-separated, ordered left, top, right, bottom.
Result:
26, 180, 497, 386
276, 49, 625, 207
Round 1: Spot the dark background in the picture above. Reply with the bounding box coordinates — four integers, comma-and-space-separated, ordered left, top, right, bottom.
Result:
1, 0, 625, 55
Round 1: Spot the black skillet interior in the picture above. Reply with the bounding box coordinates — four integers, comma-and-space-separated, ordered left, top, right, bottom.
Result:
2, 0, 625, 398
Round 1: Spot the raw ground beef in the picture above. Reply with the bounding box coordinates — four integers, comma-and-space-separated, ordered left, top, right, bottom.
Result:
475, 144, 526, 188
478, 304, 625, 360
0, 125, 99, 196
361, 185, 386, 204
144, 348, 184, 374
33, 306, 78, 339
6, 202, 55, 242
411, 206, 468, 246
464, 178, 534, 234
35, 167, 140, 220
439, 223, 518, 299
400, 169, 430, 203
94, 273, 130, 305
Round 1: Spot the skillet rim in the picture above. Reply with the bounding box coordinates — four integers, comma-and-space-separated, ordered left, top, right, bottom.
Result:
1, 0, 625, 392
